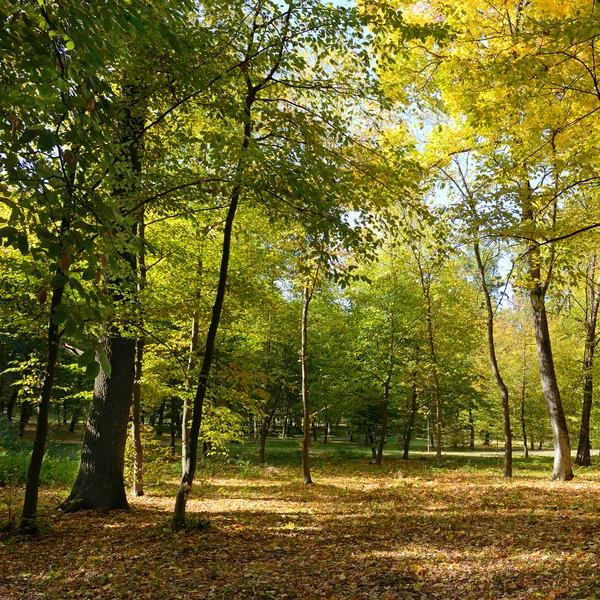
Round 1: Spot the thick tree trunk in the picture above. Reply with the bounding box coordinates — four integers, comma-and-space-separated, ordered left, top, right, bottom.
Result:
172, 84, 254, 529
576, 256, 600, 466
20, 283, 65, 531
403, 383, 418, 460
63, 332, 136, 511
376, 373, 391, 466
65, 81, 145, 511
301, 282, 313, 485
473, 241, 512, 477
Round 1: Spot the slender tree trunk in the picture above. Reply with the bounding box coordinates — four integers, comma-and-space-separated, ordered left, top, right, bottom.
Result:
132, 336, 145, 496
312, 421, 317, 442
17, 399, 32, 438
19, 283, 65, 531
258, 383, 281, 464
576, 256, 600, 466
156, 401, 165, 433
419, 273, 443, 467
68, 410, 79, 433
170, 398, 177, 457
301, 282, 314, 485
132, 212, 146, 497
376, 373, 391, 466
473, 241, 512, 477
6, 387, 16, 421
523, 191, 573, 481
468, 408, 475, 451
183, 258, 202, 476
403, 383, 418, 460
324, 421, 329, 445
172, 84, 255, 530
520, 336, 529, 458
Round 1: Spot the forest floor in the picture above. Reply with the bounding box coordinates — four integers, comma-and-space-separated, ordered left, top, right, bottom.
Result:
1, 440, 600, 600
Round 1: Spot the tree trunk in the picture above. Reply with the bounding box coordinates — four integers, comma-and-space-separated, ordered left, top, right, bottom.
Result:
403, 383, 418, 460
132, 335, 145, 496
376, 373, 391, 466
20, 283, 65, 531
576, 255, 600, 466
473, 240, 512, 477
170, 398, 177, 457
468, 408, 475, 451
63, 332, 136, 511
131, 212, 146, 497
521, 337, 529, 458
18, 399, 32, 438
65, 81, 146, 510
258, 383, 282, 464
324, 422, 329, 445
312, 421, 317, 442
419, 271, 443, 467
68, 410, 80, 433
172, 83, 255, 530
6, 387, 17, 421
524, 192, 573, 481
301, 282, 314, 485
156, 400, 165, 434
183, 258, 202, 476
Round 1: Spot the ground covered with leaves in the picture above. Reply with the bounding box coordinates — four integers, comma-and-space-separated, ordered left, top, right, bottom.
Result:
1, 441, 600, 599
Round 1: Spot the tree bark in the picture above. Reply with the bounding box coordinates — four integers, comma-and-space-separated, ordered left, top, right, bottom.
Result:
63, 332, 136, 511
576, 255, 600, 466
301, 282, 314, 485
473, 240, 512, 477
418, 267, 443, 467
6, 387, 17, 421
17, 399, 32, 438
468, 408, 475, 451
132, 211, 146, 497
64, 81, 146, 511
403, 383, 418, 460
523, 191, 573, 481
182, 257, 202, 476
19, 283, 65, 531
258, 383, 282, 464
520, 336, 529, 458
376, 373, 391, 466
172, 82, 255, 530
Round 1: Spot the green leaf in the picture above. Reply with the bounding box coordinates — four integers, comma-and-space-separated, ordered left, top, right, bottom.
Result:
64, 318, 78, 337
85, 361, 100, 379
97, 347, 111, 378
50, 274, 69, 287
77, 348, 96, 368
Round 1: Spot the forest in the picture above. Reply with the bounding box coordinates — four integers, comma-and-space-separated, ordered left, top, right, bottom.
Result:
2, 0, 600, 598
